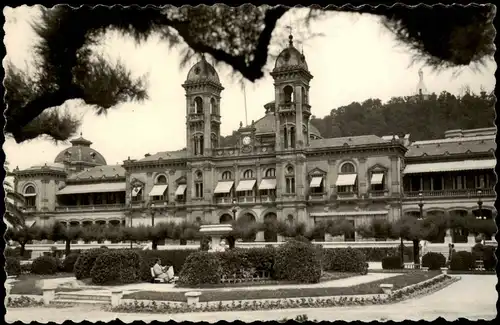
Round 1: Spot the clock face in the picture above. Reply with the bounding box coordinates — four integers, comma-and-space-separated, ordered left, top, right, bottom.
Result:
243, 136, 251, 145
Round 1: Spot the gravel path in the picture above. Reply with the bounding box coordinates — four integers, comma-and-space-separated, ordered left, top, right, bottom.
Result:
6, 275, 496, 323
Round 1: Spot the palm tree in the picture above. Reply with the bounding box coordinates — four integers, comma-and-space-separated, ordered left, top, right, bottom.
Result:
3, 162, 27, 229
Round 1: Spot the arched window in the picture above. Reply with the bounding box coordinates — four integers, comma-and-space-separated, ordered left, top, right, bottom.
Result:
287, 214, 294, 225
283, 85, 294, 103
24, 185, 37, 208
194, 171, 203, 198
155, 175, 167, 184
285, 166, 295, 194
194, 97, 203, 114
265, 168, 276, 178
243, 169, 254, 179
210, 98, 217, 115
194, 135, 204, 156
340, 162, 356, 174
222, 171, 232, 180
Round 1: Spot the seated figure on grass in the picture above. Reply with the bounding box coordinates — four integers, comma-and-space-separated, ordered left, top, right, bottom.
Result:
152, 258, 175, 283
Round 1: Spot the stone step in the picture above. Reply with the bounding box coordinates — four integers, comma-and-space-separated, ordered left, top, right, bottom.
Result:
55, 292, 111, 302
51, 299, 110, 306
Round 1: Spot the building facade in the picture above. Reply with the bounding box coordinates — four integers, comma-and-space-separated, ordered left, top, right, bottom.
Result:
11, 37, 496, 243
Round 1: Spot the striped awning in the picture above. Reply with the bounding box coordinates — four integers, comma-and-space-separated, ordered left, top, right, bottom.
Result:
149, 185, 168, 196
310, 177, 323, 188
258, 179, 276, 190
403, 159, 496, 174
214, 181, 234, 194
236, 180, 256, 192
175, 184, 187, 196
57, 182, 126, 195
371, 173, 384, 185
336, 174, 357, 186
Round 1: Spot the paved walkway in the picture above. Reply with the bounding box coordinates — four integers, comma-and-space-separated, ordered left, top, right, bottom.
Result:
55, 273, 400, 295
6, 275, 496, 323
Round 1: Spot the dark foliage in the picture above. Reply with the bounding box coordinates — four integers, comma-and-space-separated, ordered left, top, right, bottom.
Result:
73, 248, 108, 280
6, 257, 22, 276
138, 249, 197, 281
90, 249, 142, 285
449, 251, 475, 271
382, 256, 403, 270
322, 247, 368, 274
273, 240, 322, 283
31, 256, 59, 275
421, 252, 446, 270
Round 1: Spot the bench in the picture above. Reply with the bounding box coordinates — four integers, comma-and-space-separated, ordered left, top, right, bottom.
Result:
150, 267, 178, 284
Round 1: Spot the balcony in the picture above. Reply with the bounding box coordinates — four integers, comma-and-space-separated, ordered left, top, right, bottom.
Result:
278, 103, 295, 112
24, 207, 37, 213
336, 192, 359, 200
308, 193, 328, 202
405, 188, 495, 199
55, 204, 127, 212
130, 200, 145, 209
259, 195, 276, 203
215, 197, 233, 204
210, 114, 221, 124
238, 196, 256, 204
149, 200, 169, 208
188, 113, 204, 122
368, 190, 390, 199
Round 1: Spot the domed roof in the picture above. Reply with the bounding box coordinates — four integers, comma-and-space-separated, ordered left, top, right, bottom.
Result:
254, 102, 322, 138
273, 35, 308, 71
185, 56, 221, 84
54, 135, 107, 165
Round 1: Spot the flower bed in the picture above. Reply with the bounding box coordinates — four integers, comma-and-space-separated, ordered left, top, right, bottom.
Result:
124, 271, 439, 302
6, 295, 44, 308
113, 273, 454, 314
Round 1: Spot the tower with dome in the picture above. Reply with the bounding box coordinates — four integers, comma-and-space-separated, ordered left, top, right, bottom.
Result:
11, 33, 495, 247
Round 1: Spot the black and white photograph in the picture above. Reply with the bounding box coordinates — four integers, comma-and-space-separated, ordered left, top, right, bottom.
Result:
3, 3, 497, 322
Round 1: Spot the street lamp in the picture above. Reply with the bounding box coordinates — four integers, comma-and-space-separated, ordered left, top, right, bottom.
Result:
418, 191, 424, 220
477, 189, 485, 220
231, 198, 238, 221
150, 203, 156, 227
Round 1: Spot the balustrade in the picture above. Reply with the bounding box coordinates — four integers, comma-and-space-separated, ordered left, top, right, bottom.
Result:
55, 203, 126, 212
405, 188, 495, 198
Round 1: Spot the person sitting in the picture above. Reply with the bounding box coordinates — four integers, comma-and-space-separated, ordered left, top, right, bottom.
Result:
152, 258, 175, 283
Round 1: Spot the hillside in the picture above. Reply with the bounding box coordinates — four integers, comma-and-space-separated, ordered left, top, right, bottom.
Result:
220, 90, 495, 146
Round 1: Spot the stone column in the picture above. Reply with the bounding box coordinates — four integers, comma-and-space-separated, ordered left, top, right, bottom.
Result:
111, 290, 123, 307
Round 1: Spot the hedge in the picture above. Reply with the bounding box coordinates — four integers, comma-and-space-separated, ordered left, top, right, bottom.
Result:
62, 252, 81, 273
273, 240, 322, 283
6, 257, 21, 276
449, 251, 475, 271
5, 248, 32, 260
74, 248, 108, 280
31, 256, 59, 275
381, 256, 403, 270
90, 249, 142, 285
178, 252, 222, 286
421, 252, 446, 270
323, 247, 368, 274
472, 244, 497, 271
138, 249, 197, 282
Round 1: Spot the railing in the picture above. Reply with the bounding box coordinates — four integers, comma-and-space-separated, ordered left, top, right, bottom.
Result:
149, 200, 169, 208
336, 192, 359, 200
215, 197, 232, 204
308, 193, 327, 201
188, 113, 204, 122
130, 200, 145, 209
368, 190, 389, 198
278, 103, 295, 112
405, 188, 495, 198
55, 203, 126, 212
238, 196, 256, 203
259, 195, 276, 203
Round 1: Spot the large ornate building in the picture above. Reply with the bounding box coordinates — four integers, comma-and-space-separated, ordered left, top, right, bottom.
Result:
11, 36, 496, 243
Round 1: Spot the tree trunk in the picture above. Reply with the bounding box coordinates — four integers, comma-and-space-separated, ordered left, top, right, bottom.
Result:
413, 239, 420, 266
400, 237, 404, 264
152, 239, 158, 250
19, 242, 26, 257
65, 240, 71, 256
180, 238, 187, 246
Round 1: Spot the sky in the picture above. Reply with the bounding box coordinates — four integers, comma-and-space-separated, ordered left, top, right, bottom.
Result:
3, 6, 496, 171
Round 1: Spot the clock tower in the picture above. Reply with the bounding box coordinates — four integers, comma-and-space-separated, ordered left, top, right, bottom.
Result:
237, 121, 257, 154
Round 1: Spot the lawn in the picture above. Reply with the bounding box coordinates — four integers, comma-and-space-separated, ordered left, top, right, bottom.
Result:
175, 272, 358, 289
10, 273, 75, 296
123, 271, 440, 302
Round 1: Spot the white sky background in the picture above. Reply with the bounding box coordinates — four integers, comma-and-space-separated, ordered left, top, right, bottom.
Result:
3, 6, 496, 171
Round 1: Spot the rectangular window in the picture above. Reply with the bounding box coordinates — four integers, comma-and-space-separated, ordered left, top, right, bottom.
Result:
337, 185, 355, 193
432, 176, 443, 191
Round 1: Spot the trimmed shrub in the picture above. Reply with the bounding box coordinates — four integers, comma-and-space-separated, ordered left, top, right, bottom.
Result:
62, 252, 81, 273
6, 257, 21, 276
138, 249, 196, 282
323, 247, 368, 273
31, 256, 58, 275
449, 251, 475, 271
382, 256, 403, 269
273, 240, 322, 283
421, 252, 446, 270
178, 251, 222, 286
243, 247, 276, 274
472, 244, 496, 271
5, 248, 32, 260
90, 249, 142, 285
74, 248, 108, 280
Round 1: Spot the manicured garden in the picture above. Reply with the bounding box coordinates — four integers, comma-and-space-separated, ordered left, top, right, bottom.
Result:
123, 271, 440, 302
9, 273, 75, 295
